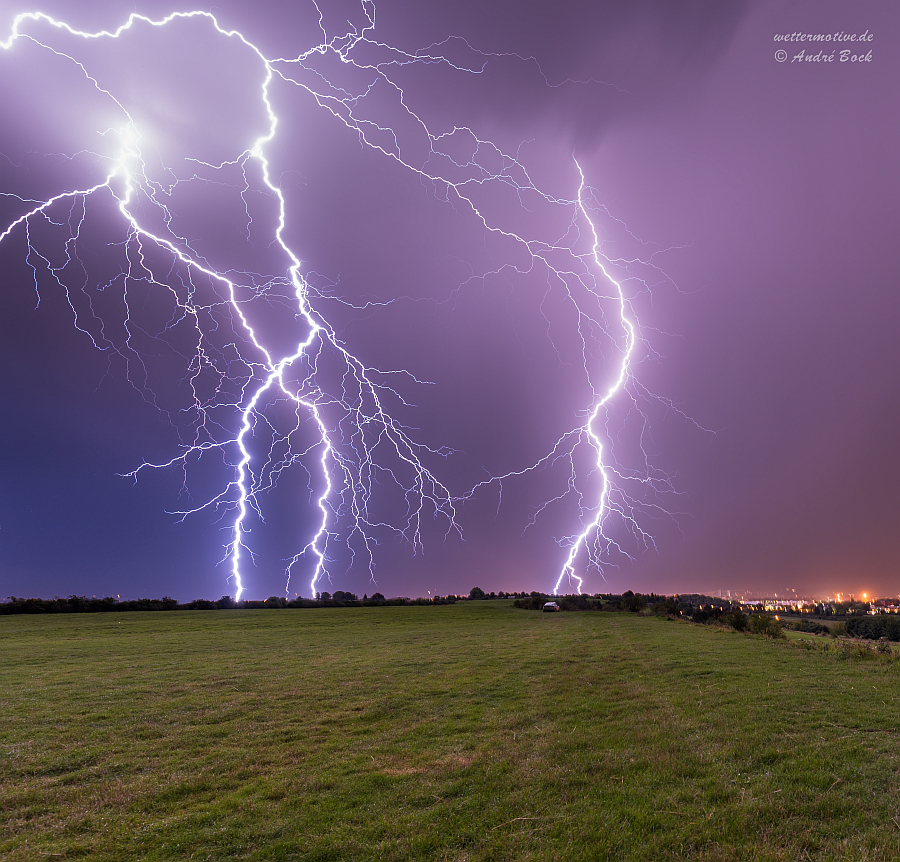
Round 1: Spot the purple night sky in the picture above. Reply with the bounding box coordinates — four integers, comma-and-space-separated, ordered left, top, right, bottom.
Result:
0, 0, 896, 602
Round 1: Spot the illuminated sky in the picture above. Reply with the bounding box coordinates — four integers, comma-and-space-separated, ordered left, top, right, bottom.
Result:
0, 0, 897, 601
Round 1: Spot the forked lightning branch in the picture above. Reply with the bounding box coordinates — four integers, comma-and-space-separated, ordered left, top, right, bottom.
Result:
0, 6, 670, 597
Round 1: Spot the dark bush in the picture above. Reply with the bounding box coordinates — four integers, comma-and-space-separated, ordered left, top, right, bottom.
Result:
747, 614, 783, 638
724, 610, 748, 631
786, 619, 831, 636
513, 597, 545, 610
845, 615, 900, 641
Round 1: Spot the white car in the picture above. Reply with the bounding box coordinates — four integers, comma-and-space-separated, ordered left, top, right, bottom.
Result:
542, 601, 560, 612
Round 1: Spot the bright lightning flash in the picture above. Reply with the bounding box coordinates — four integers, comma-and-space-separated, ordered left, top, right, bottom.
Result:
0, 5, 675, 598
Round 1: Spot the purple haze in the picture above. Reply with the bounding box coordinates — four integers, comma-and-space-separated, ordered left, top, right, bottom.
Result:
0, 0, 896, 601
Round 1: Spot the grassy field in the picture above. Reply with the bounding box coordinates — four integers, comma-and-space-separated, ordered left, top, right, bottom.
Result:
2, 603, 900, 861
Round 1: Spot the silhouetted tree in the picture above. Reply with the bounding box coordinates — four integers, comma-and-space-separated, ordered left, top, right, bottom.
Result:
622, 591, 645, 613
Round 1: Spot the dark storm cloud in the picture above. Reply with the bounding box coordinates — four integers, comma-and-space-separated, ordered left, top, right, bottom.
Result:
374, 0, 754, 143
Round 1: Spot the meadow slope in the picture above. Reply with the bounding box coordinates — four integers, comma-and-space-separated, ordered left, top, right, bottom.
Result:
2, 602, 899, 860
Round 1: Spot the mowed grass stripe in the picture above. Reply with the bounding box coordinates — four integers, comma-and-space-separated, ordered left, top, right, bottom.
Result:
2, 602, 899, 860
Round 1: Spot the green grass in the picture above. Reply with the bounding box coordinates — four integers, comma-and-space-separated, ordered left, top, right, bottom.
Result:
3, 603, 900, 860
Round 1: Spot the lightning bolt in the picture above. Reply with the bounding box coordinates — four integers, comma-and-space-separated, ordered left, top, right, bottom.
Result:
0, 4, 675, 598
461, 161, 677, 595
553, 163, 637, 594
